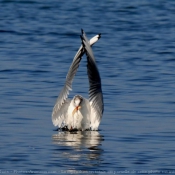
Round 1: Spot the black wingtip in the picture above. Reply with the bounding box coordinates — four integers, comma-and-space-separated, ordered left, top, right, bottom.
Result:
82, 40, 85, 48
80, 35, 83, 41
98, 33, 101, 39
81, 29, 84, 34
80, 35, 85, 48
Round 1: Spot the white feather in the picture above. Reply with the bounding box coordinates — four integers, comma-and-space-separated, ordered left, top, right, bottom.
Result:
52, 30, 103, 131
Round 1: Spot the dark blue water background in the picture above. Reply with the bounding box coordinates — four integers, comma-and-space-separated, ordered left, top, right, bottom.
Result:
1, 0, 175, 174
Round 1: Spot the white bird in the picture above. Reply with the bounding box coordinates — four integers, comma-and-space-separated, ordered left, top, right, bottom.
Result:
52, 30, 104, 131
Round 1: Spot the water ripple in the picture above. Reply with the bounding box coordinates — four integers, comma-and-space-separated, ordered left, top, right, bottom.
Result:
1, 0, 175, 172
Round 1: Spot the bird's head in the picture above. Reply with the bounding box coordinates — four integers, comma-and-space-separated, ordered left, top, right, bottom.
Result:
72, 95, 83, 116
73, 95, 83, 107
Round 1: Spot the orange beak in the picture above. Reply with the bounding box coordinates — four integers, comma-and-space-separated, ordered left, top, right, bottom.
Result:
72, 106, 81, 116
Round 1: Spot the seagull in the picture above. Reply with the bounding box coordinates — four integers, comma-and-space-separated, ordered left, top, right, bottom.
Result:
52, 30, 104, 131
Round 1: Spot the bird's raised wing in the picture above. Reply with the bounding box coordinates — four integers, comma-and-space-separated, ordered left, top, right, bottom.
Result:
52, 33, 101, 127
52, 99, 71, 128
81, 30, 104, 130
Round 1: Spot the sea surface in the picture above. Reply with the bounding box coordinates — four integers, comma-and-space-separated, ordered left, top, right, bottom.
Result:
0, 0, 175, 174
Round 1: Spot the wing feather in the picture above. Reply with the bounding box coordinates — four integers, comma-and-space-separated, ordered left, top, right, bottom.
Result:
81, 30, 104, 130
52, 99, 71, 127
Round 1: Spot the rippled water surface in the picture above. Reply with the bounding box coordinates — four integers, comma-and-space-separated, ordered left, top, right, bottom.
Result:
1, 0, 175, 174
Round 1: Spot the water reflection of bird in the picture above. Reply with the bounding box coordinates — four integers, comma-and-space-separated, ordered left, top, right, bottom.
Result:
52, 30, 104, 131
52, 131, 104, 165
52, 131, 104, 150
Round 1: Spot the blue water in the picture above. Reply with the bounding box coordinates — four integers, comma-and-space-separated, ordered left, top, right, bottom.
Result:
1, 0, 175, 174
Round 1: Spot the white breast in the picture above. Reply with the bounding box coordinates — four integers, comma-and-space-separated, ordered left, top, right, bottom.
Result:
66, 97, 91, 130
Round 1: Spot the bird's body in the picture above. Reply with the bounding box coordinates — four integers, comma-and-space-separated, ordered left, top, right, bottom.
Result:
66, 96, 91, 130
52, 30, 103, 131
